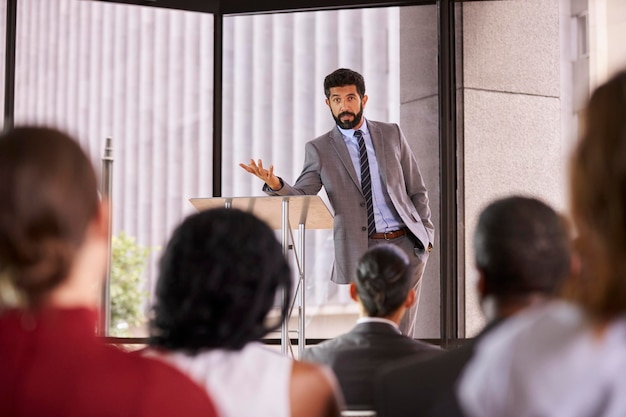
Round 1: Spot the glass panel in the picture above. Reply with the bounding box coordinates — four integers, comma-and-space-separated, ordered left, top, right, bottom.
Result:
459, 0, 626, 336
14, 0, 214, 337
222, 5, 441, 341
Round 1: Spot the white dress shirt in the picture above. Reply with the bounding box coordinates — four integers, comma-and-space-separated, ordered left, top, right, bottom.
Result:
338, 120, 404, 233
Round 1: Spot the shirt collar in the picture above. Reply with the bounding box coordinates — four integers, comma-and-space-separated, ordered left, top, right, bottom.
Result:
337, 118, 369, 139
356, 316, 401, 333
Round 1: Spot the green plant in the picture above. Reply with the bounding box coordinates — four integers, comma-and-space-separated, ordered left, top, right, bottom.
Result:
110, 232, 152, 337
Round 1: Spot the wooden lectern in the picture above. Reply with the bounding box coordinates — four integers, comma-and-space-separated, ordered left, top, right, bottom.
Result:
189, 195, 333, 357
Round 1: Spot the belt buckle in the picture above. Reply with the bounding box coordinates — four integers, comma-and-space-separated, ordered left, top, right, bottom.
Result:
383, 230, 397, 240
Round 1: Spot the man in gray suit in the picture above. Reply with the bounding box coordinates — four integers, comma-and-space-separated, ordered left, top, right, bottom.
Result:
301, 244, 439, 410
240, 68, 434, 337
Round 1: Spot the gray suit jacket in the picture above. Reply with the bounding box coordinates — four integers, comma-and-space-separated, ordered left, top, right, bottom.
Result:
264, 120, 434, 284
301, 322, 440, 410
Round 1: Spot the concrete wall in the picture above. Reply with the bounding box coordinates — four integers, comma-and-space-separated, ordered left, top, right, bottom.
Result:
396, 0, 569, 338
397, 0, 569, 338
462, 0, 567, 336
400, 4, 440, 339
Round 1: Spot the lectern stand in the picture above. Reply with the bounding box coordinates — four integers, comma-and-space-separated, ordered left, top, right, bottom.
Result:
189, 195, 333, 357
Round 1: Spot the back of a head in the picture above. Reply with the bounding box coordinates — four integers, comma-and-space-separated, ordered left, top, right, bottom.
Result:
323, 68, 366, 98
355, 244, 412, 317
570, 70, 626, 320
149, 208, 292, 353
474, 196, 571, 300
0, 127, 99, 309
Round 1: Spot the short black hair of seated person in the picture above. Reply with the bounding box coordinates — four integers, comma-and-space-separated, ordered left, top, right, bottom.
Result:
324, 68, 366, 99
473, 196, 571, 298
149, 208, 292, 353
354, 244, 412, 318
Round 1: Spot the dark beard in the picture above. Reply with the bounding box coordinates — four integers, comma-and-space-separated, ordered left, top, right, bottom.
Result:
332, 107, 364, 129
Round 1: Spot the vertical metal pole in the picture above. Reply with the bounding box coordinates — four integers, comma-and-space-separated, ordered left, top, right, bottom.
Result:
4, 0, 17, 130
438, 0, 459, 348
212, 12, 223, 197
100, 138, 114, 336
298, 223, 305, 358
281, 198, 290, 355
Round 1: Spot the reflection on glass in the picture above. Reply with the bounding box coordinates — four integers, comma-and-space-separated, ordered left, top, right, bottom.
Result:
222, 6, 441, 339
13, 0, 214, 337
11, 0, 444, 340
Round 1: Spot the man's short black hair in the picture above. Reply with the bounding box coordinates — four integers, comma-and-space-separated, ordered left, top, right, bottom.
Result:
354, 244, 412, 317
324, 68, 366, 99
474, 196, 571, 297
149, 208, 292, 353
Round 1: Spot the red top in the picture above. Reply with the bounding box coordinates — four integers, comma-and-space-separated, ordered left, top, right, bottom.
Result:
0, 307, 218, 417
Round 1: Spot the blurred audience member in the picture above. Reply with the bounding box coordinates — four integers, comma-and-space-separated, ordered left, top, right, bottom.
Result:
302, 243, 439, 410
376, 196, 572, 417
0, 127, 217, 417
458, 70, 626, 417
145, 208, 343, 417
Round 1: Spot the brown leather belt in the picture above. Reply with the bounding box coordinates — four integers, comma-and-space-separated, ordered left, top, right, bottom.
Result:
369, 228, 407, 240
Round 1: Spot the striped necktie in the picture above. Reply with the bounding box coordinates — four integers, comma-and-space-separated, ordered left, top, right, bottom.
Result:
355, 130, 376, 236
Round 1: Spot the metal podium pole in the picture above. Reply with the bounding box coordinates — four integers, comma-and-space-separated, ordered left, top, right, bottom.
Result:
100, 138, 113, 336
298, 223, 306, 358
281, 198, 290, 355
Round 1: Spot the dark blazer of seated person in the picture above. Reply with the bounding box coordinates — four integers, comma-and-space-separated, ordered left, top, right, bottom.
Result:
301, 244, 440, 410
375, 196, 573, 417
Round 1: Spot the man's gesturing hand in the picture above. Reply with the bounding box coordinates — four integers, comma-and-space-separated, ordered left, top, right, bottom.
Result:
239, 159, 283, 190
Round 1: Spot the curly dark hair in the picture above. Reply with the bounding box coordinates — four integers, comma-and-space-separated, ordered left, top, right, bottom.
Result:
354, 244, 411, 317
149, 208, 292, 353
0, 127, 99, 307
323, 68, 366, 99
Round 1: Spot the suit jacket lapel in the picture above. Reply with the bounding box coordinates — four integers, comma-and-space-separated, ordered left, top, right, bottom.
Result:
367, 120, 389, 185
329, 126, 362, 192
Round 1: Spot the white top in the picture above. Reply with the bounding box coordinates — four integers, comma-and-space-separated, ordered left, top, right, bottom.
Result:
146, 342, 293, 417
457, 301, 626, 417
